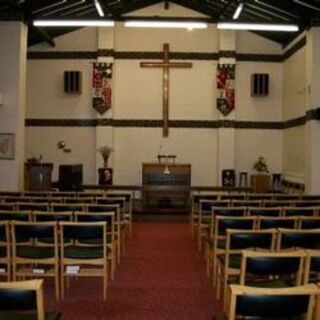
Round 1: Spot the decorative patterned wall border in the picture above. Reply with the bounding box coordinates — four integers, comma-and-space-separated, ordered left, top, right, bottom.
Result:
22, 118, 296, 129
27, 46, 301, 62
25, 109, 319, 129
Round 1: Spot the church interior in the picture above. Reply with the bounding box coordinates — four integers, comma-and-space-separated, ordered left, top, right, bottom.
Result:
1, 0, 320, 319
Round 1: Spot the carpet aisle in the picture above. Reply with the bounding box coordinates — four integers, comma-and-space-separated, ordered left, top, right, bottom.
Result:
51, 222, 222, 320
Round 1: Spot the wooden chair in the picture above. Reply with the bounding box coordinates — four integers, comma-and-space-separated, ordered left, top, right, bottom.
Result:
211, 216, 256, 286
240, 249, 306, 287
205, 207, 247, 274
0, 221, 10, 281
102, 191, 134, 237
225, 284, 319, 320
217, 228, 276, 306
198, 200, 230, 251
190, 193, 219, 239
60, 221, 108, 300
11, 221, 60, 300
86, 204, 121, 263
0, 279, 61, 320
74, 211, 116, 280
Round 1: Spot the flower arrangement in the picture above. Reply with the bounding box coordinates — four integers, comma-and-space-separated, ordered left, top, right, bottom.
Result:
253, 156, 269, 173
97, 146, 113, 166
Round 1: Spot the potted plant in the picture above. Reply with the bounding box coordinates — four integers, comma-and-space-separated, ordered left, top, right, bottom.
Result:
97, 146, 113, 168
253, 156, 269, 174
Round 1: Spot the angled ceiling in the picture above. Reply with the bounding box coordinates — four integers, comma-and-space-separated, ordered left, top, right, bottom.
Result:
0, 0, 320, 47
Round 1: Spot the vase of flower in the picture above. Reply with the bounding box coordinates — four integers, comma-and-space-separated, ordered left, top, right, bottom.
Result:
97, 146, 113, 185
253, 156, 269, 174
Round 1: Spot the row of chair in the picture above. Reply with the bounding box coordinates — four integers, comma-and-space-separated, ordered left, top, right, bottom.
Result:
197, 206, 320, 251
191, 197, 320, 240
206, 216, 320, 284
0, 216, 118, 301
0, 190, 133, 233
214, 228, 320, 306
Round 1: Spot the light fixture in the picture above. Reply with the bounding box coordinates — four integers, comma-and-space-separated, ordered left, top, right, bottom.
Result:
293, 0, 320, 11
233, 2, 244, 20
217, 22, 299, 32
94, 0, 104, 17
124, 20, 208, 29
33, 19, 114, 27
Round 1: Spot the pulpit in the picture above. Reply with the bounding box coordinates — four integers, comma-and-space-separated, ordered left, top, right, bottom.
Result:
142, 163, 191, 208
251, 174, 270, 193
24, 163, 53, 191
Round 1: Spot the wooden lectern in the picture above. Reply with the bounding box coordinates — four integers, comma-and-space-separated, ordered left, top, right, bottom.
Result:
24, 163, 53, 191
142, 163, 191, 208
251, 174, 270, 193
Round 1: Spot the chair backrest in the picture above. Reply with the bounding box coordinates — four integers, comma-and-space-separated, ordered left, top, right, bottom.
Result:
64, 197, 94, 204
11, 221, 58, 245
16, 203, 49, 212
258, 216, 298, 229
232, 200, 261, 207
33, 211, 73, 222
0, 279, 45, 320
227, 284, 319, 320
0, 210, 31, 221
277, 228, 320, 250
212, 207, 246, 217
247, 194, 273, 201
299, 217, 320, 229
0, 204, 14, 211
51, 203, 84, 212
283, 207, 315, 217
60, 221, 107, 244
215, 216, 256, 237
263, 200, 292, 207
226, 229, 276, 252
240, 249, 306, 286
295, 201, 320, 207
248, 207, 281, 217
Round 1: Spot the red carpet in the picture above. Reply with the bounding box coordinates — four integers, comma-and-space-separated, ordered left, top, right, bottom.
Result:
46, 222, 222, 319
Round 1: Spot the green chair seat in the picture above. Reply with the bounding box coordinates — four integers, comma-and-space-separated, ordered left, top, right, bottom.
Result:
17, 246, 55, 259
64, 245, 103, 259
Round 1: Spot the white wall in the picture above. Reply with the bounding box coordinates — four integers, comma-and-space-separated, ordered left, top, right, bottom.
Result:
282, 45, 307, 182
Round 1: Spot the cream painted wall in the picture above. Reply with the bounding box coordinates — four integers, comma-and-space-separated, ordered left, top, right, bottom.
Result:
114, 60, 218, 120
27, 59, 97, 119
282, 127, 306, 182
115, 23, 218, 52
237, 32, 282, 54
282, 45, 306, 182
236, 62, 283, 121
25, 4, 286, 186
26, 127, 96, 184
29, 27, 98, 52
283, 47, 306, 120
235, 130, 282, 175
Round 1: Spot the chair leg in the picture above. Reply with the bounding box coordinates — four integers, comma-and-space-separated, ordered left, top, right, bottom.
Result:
55, 266, 60, 300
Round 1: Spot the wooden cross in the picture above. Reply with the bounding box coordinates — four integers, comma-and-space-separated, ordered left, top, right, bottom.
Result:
140, 43, 192, 137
